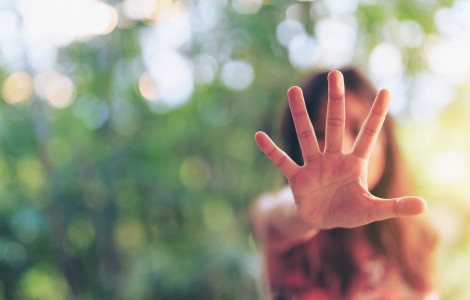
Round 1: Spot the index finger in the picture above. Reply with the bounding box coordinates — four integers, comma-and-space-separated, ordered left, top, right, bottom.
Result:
255, 131, 300, 179
288, 86, 321, 164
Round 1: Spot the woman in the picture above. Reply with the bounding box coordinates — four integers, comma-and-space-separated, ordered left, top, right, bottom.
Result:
252, 69, 437, 299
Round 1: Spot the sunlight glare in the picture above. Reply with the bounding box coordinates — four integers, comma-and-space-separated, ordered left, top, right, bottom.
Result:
425, 36, 470, 85
429, 151, 467, 183
19, 0, 118, 47
314, 17, 356, 68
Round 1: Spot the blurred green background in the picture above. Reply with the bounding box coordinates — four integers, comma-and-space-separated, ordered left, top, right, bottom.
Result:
0, 0, 470, 299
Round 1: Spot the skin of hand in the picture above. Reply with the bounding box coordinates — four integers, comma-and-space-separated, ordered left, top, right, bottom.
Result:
255, 70, 427, 230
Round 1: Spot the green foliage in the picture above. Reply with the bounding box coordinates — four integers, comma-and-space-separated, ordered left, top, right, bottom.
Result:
0, 0, 468, 299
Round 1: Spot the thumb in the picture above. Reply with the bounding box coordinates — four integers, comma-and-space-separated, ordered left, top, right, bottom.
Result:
370, 196, 427, 221
395, 196, 428, 216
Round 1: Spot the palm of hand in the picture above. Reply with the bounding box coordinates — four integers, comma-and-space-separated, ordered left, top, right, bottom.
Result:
290, 154, 374, 229
255, 71, 426, 230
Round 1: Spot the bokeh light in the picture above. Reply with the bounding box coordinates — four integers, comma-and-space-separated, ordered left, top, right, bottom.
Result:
425, 35, 470, 84
122, 0, 183, 23
10, 209, 42, 244
123, 0, 160, 21
0, 0, 470, 299
44, 73, 75, 108
19, 0, 118, 47
288, 33, 317, 70
72, 94, 109, 129
0, 241, 28, 268
409, 72, 455, 120
16, 156, 46, 201
221, 60, 254, 91
139, 71, 161, 102
369, 43, 403, 81
179, 156, 211, 190
202, 198, 235, 231
285, 3, 306, 21
67, 218, 95, 250
222, 60, 255, 90
191, 2, 220, 33
148, 5, 191, 49
232, 0, 262, 15
19, 264, 69, 300
276, 20, 305, 47
193, 54, 218, 86
114, 218, 146, 254
0, 10, 23, 70
314, 17, 357, 68
324, 0, 359, 15
398, 20, 425, 48
140, 11, 194, 110
1, 72, 34, 104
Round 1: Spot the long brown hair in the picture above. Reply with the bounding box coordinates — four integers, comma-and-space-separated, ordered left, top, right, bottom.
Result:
270, 68, 437, 299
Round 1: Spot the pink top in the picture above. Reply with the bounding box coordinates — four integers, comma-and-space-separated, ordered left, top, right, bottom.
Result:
265, 228, 437, 300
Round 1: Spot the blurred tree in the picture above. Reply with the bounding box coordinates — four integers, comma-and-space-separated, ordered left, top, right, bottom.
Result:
0, 0, 470, 299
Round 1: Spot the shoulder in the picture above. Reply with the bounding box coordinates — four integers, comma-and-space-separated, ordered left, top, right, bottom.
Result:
254, 186, 293, 211
251, 186, 293, 233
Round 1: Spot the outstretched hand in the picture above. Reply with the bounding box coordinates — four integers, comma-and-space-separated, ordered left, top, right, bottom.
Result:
255, 70, 426, 229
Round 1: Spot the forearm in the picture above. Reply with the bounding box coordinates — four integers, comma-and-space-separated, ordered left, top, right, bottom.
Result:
252, 186, 319, 253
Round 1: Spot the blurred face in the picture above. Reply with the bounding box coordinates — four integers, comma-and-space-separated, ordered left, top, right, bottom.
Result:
313, 91, 387, 189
